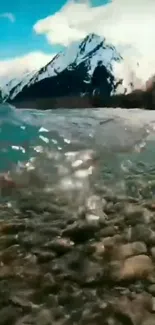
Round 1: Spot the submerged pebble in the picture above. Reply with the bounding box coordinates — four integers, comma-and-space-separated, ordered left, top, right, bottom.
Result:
0, 185, 154, 325
0, 106, 155, 324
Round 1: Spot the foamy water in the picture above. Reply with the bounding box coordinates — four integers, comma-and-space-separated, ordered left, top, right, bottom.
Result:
1, 104, 155, 201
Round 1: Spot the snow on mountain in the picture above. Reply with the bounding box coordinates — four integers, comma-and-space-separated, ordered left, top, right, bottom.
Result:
26, 33, 122, 87
0, 77, 22, 100
3, 33, 126, 102
3, 33, 147, 105
1, 70, 37, 101
8, 70, 37, 101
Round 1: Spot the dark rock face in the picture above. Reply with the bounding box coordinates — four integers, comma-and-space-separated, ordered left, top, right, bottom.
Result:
3, 32, 155, 110
10, 61, 115, 107
91, 61, 115, 96
9, 62, 155, 110
9, 61, 124, 110
11, 61, 89, 101
0, 89, 2, 103
5, 33, 121, 108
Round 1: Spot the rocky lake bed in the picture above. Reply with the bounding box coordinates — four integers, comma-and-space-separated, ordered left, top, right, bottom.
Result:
0, 183, 155, 325
0, 106, 155, 324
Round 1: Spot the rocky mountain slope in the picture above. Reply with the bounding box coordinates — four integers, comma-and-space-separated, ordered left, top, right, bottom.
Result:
1, 33, 155, 109
1, 34, 131, 105
0, 70, 36, 102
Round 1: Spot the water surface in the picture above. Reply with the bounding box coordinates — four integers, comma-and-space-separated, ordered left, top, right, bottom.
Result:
1, 104, 155, 200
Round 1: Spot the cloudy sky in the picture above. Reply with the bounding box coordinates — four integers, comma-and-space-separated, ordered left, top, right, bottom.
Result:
0, 0, 155, 81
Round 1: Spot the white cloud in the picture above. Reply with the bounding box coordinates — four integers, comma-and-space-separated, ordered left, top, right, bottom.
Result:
0, 52, 54, 85
33, 0, 155, 51
0, 12, 15, 22
33, 0, 155, 82
1, 0, 155, 88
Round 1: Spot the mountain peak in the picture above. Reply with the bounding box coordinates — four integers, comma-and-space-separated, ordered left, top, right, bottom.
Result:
80, 33, 104, 46
2, 33, 126, 104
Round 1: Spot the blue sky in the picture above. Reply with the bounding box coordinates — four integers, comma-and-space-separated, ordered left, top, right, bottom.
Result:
0, 0, 153, 83
0, 0, 109, 60
0, 0, 65, 58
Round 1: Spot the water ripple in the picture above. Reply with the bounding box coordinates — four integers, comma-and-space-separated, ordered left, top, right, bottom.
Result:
1, 104, 155, 201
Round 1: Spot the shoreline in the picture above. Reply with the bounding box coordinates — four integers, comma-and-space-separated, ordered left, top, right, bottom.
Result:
7, 87, 155, 110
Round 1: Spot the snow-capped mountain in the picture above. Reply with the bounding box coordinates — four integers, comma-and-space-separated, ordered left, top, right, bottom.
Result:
2, 33, 151, 109
27, 33, 121, 86
2, 34, 126, 103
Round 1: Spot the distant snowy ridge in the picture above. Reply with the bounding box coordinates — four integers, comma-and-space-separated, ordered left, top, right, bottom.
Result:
0, 70, 36, 101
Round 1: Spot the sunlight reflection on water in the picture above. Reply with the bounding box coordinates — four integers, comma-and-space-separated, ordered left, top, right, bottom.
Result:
1, 105, 155, 201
